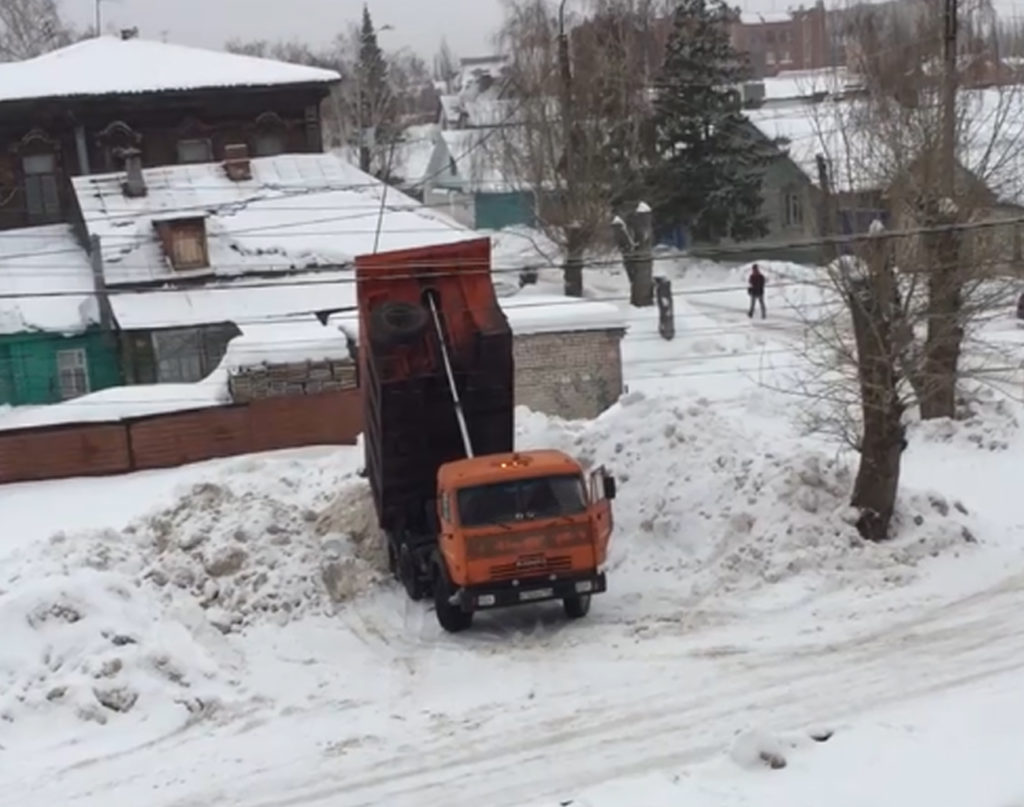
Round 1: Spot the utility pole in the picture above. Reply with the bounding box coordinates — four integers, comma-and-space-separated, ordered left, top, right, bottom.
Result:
941, 0, 958, 198
558, 0, 583, 297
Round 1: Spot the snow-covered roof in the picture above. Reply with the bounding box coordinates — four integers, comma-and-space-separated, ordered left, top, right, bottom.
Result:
222, 320, 352, 369
0, 375, 229, 431
0, 225, 97, 336
440, 129, 513, 192
72, 152, 475, 287
501, 292, 627, 336
107, 272, 356, 330
760, 68, 859, 103
747, 87, 1024, 201
391, 124, 443, 187
739, 11, 790, 24
0, 36, 339, 105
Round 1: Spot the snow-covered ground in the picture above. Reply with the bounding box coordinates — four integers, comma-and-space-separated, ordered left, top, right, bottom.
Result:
2, 250, 1023, 806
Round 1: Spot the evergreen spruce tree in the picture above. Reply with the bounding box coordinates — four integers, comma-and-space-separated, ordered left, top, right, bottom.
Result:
651, 0, 770, 242
357, 5, 395, 175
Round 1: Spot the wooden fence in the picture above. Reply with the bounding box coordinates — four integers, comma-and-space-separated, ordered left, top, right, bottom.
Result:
0, 389, 362, 485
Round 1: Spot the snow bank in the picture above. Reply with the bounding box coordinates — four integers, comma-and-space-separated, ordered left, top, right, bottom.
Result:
0, 567, 238, 727
516, 390, 979, 602
0, 448, 383, 729
222, 320, 353, 369
908, 385, 1020, 452
0, 371, 230, 431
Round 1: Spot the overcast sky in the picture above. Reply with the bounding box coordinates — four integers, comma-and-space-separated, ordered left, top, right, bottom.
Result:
61, 0, 857, 63
63, 0, 508, 60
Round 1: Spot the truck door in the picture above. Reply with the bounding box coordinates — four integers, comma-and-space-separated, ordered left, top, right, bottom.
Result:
589, 467, 613, 565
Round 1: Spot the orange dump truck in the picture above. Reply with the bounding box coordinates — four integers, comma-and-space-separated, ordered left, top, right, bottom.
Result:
355, 237, 616, 632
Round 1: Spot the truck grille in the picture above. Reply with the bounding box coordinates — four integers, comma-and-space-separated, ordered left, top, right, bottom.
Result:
489, 555, 573, 581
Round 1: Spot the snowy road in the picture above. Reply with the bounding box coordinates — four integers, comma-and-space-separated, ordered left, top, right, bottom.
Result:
3, 258, 1024, 806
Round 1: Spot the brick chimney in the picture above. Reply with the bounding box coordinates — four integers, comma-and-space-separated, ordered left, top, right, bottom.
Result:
224, 143, 252, 182
121, 147, 147, 198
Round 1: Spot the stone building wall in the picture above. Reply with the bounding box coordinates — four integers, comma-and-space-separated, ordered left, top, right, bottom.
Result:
229, 358, 357, 403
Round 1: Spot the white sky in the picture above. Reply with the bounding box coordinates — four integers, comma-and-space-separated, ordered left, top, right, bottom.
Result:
62, 0, 508, 60
61, 0, 1024, 63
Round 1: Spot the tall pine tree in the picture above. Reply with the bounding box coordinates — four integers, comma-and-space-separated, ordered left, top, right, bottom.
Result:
356, 5, 395, 175
651, 0, 769, 242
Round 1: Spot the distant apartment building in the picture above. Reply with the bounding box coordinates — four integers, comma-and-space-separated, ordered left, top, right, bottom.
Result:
729, 3, 835, 78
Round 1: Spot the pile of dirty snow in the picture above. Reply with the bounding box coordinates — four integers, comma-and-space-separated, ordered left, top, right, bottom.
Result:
516, 390, 979, 603
31, 479, 390, 634
0, 568, 239, 727
907, 385, 1020, 452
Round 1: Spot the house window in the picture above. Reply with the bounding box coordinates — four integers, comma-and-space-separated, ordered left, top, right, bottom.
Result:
177, 138, 213, 164
170, 223, 208, 270
152, 325, 238, 383
23, 153, 61, 223
56, 348, 90, 400
253, 130, 285, 157
783, 190, 804, 228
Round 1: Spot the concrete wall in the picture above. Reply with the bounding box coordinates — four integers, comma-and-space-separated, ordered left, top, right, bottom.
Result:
513, 328, 625, 420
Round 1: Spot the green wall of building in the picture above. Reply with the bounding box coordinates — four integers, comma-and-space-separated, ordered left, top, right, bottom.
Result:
0, 329, 122, 406
475, 191, 536, 231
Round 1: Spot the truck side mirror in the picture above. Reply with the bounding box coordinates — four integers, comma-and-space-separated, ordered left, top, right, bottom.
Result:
603, 474, 617, 501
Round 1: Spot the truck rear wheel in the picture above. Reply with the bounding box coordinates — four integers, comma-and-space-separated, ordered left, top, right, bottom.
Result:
563, 594, 592, 619
370, 301, 429, 347
398, 544, 426, 601
434, 569, 473, 633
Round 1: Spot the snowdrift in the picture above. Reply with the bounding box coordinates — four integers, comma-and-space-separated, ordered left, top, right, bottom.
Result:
517, 390, 980, 606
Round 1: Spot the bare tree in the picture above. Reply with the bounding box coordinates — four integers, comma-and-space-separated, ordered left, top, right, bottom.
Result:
827, 0, 1019, 421
226, 27, 405, 178
433, 37, 459, 93
0, 0, 74, 61
494, 0, 660, 300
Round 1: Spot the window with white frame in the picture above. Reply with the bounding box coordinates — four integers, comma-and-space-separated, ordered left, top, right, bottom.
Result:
23, 152, 61, 223
783, 189, 804, 228
177, 138, 213, 164
56, 348, 90, 400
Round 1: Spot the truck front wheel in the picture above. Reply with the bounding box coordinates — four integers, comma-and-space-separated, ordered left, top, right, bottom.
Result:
434, 570, 473, 633
563, 594, 592, 619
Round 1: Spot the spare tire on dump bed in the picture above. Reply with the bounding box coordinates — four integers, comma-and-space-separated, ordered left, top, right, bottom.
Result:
370, 301, 430, 347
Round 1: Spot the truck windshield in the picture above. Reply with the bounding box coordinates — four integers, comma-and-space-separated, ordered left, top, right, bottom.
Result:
456, 474, 587, 528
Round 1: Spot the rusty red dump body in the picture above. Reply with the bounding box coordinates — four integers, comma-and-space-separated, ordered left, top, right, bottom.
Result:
355, 237, 515, 537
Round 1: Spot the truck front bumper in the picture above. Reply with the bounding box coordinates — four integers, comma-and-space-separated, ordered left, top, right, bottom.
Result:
455, 572, 607, 612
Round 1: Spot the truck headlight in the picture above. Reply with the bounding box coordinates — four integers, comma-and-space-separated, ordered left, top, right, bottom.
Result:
477, 594, 496, 607
575, 581, 594, 593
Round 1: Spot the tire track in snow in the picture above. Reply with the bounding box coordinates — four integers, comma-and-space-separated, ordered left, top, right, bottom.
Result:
198, 573, 1024, 807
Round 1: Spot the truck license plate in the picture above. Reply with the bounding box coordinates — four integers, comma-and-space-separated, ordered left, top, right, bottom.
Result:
520, 588, 553, 601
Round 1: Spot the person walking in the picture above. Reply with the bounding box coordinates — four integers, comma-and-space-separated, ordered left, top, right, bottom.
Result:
747, 263, 766, 319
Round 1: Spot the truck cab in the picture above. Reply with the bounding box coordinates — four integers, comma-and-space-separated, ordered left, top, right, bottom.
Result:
432, 450, 616, 631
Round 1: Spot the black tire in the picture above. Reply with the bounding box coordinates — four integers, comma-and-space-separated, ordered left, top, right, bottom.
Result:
370, 301, 429, 347
386, 541, 398, 578
563, 594, 592, 619
398, 544, 425, 601
434, 568, 473, 633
